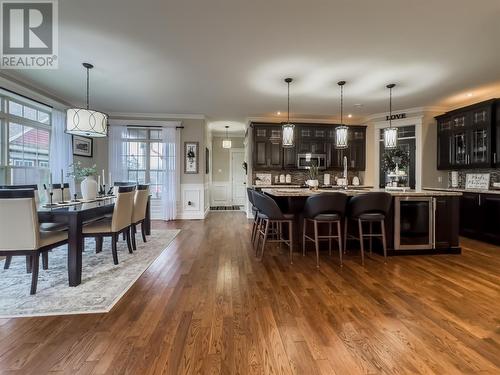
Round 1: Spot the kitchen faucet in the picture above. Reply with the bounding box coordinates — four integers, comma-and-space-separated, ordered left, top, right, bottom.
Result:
343, 156, 348, 190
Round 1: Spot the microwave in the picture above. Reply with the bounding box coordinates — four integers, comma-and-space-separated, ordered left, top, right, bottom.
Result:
297, 153, 327, 170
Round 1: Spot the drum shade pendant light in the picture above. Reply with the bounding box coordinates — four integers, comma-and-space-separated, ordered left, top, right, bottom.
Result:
384, 83, 398, 149
282, 78, 295, 148
66, 63, 108, 138
335, 81, 348, 149
222, 125, 232, 149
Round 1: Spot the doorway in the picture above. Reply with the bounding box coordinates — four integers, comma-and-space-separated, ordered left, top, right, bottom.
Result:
230, 149, 246, 205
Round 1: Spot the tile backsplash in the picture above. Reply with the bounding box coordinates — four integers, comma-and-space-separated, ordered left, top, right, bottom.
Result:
448, 169, 500, 188
253, 169, 361, 186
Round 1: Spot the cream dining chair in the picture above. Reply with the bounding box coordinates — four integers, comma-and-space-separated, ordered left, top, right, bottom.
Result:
0, 189, 68, 294
82, 185, 136, 265
130, 184, 149, 250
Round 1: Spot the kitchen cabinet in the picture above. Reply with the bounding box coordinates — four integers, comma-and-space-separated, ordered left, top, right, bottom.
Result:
434, 196, 460, 249
495, 103, 500, 166
436, 99, 496, 170
251, 123, 366, 171
459, 192, 500, 245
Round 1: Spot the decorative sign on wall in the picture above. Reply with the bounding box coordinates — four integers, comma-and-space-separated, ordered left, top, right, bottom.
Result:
465, 173, 490, 190
386, 113, 407, 121
184, 142, 199, 174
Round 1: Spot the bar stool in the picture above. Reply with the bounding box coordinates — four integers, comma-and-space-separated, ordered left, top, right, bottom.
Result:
252, 191, 294, 264
345, 192, 392, 265
302, 192, 348, 268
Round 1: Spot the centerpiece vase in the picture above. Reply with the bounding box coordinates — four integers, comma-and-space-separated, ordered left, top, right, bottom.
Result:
81, 176, 98, 201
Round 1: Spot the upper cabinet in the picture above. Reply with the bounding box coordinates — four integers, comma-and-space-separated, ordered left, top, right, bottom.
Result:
252, 123, 366, 171
436, 99, 497, 170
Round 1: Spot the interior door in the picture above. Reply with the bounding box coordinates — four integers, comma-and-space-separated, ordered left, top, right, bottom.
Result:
231, 150, 246, 205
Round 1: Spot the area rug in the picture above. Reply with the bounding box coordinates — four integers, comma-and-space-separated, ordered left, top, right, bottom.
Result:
0, 229, 180, 318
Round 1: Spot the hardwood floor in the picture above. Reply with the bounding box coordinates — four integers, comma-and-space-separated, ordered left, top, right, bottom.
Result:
0, 212, 499, 374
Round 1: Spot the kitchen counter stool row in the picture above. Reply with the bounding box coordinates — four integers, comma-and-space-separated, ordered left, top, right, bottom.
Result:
247, 188, 392, 268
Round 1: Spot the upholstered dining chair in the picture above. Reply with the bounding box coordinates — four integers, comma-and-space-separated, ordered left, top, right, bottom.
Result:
82, 185, 136, 265
0, 189, 68, 294
0, 184, 67, 232
113, 181, 136, 196
130, 184, 149, 250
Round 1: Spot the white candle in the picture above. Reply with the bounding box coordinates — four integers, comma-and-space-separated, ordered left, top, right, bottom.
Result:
49, 173, 53, 192
102, 169, 105, 185
98, 175, 101, 187
61, 169, 64, 184
109, 172, 112, 186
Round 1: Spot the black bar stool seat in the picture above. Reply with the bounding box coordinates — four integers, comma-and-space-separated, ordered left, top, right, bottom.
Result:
302, 192, 348, 268
358, 213, 385, 221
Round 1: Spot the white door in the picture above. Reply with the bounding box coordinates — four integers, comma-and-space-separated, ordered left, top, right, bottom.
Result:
230, 150, 246, 205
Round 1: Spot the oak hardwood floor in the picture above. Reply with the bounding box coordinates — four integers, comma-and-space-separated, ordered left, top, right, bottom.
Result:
0, 212, 499, 374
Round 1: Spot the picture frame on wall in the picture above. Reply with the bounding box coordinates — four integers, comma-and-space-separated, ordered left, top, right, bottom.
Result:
184, 141, 199, 174
72, 135, 93, 157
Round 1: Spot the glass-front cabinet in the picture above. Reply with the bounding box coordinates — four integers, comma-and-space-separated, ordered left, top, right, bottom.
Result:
436, 100, 496, 170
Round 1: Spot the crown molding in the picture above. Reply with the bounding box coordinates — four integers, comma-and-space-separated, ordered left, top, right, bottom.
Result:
363, 106, 447, 122
108, 112, 206, 120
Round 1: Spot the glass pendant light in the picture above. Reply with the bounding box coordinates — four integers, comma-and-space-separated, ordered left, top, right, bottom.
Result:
222, 125, 232, 149
335, 81, 348, 149
384, 83, 398, 149
66, 63, 108, 137
282, 77, 295, 148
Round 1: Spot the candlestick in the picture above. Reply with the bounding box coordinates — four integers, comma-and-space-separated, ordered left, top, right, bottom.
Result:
49, 191, 53, 207
98, 175, 101, 187
49, 173, 53, 193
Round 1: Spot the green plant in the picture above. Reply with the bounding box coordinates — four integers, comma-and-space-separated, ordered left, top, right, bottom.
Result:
307, 161, 319, 180
383, 148, 409, 172
67, 161, 97, 181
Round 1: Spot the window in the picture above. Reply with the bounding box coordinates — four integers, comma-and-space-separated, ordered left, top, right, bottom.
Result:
123, 127, 164, 200
0, 91, 52, 185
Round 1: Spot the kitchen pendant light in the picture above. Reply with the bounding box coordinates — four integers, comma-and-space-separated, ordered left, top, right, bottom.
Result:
66, 63, 108, 138
384, 83, 398, 149
222, 125, 232, 149
282, 77, 295, 148
335, 81, 348, 149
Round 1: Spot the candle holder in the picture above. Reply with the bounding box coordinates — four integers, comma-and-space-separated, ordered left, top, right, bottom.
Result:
102, 184, 106, 197
59, 186, 67, 204
45, 191, 57, 208
71, 193, 79, 202
107, 186, 114, 196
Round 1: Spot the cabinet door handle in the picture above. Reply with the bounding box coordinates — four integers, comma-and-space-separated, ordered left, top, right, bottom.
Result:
478, 194, 481, 206
494, 153, 497, 164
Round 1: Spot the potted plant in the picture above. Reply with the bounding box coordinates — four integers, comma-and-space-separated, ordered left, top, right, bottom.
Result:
67, 161, 98, 200
306, 162, 319, 190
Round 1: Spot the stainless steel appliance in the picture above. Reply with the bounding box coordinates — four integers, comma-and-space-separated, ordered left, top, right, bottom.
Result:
297, 153, 327, 170
394, 196, 435, 250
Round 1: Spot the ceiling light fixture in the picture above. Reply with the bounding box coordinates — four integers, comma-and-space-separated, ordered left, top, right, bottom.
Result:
282, 78, 295, 148
384, 83, 398, 149
222, 125, 232, 149
66, 63, 108, 138
348, 114, 352, 118
335, 81, 348, 149
277, 111, 281, 115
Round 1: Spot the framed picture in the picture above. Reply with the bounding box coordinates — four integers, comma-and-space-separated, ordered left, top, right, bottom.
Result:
205, 147, 210, 174
184, 141, 199, 174
72, 135, 93, 157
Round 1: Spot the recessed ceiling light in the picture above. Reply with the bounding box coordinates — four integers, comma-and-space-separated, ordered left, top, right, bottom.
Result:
276, 111, 281, 115
347, 114, 352, 118
466, 93, 473, 97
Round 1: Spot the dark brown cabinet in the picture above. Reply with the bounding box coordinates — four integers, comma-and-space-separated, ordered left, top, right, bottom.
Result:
252, 123, 366, 171
434, 196, 460, 249
459, 192, 500, 245
436, 99, 496, 170
495, 103, 500, 166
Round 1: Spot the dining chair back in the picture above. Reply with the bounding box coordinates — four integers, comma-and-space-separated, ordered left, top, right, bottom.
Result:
348, 192, 392, 219
132, 184, 149, 224
113, 181, 136, 196
111, 185, 136, 232
0, 189, 39, 251
0, 184, 40, 205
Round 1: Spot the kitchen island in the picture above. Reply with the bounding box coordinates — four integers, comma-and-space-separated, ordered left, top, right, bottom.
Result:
261, 188, 462, 255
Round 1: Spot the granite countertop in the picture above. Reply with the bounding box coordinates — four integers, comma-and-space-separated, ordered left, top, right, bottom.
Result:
423, 187, 500, 195
261, 188, 463, 197
253, 184, 373, 189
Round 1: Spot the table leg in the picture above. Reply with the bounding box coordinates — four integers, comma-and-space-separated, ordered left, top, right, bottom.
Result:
144, 196, 151, 235
67, 215, 83, 286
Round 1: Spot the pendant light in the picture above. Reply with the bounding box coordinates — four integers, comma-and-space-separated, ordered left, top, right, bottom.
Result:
384, 83, 398, 149
282, 77, 295, 148
222, 125, 232, 149
335, 81, 348, 149
66, 63, 108, 138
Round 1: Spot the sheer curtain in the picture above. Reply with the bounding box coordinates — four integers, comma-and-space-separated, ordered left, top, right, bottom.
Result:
50, 109, 73, 193
161, 127, 177, 220
108, 125, 127, 184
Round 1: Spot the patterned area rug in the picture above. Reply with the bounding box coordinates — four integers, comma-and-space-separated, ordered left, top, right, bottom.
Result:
0, 229, 180, 318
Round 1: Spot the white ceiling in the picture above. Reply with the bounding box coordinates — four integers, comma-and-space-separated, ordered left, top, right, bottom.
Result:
4, 0, 500, 129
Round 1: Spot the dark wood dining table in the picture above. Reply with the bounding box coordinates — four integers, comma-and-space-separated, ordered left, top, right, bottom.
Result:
37, 197, 151, 286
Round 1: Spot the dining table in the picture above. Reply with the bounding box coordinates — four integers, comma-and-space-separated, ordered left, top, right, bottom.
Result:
37, 196, 151, 286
